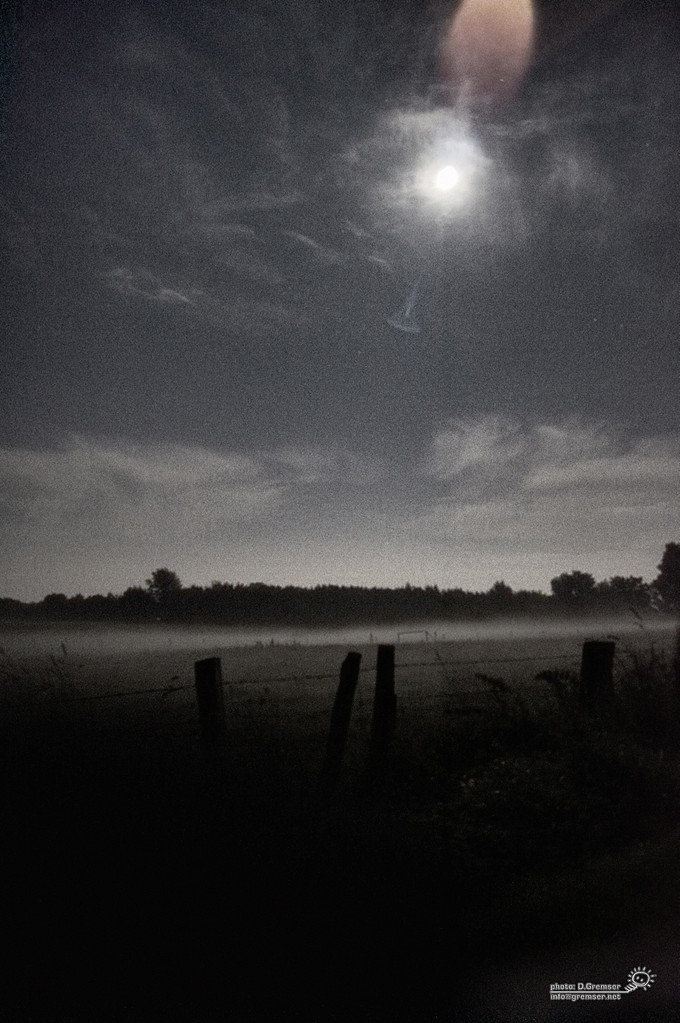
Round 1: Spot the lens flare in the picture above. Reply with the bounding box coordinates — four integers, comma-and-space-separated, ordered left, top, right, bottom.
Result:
440, 0, 535, 103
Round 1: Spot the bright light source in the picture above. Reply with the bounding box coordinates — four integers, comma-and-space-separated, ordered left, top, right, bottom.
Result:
401, 129, 487, 212
434, 164, 460, 191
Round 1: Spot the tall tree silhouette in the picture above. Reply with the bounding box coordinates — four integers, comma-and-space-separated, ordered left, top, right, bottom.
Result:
145, 569, 182, 616
550, 571, 596, 604
654, 543, 680, 611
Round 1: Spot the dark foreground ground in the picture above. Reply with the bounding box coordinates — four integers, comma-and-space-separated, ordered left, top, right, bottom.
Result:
3, 690, 680, 1023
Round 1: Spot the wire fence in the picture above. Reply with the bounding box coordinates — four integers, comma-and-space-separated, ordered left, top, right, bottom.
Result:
4, 632, 672, 710
1, 648, 583, 707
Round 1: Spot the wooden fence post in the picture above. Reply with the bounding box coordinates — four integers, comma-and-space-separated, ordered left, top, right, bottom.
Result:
672, 624, 680, 728
580, 641, 615, 707
369, 644, 396, 772
320, 651, 362, 792
195, 657, 226, 742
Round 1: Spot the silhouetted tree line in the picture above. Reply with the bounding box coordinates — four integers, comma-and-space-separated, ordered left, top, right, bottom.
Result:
1, 544, 678, 626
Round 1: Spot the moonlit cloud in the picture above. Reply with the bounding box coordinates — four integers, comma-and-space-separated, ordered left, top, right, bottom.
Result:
365, 107, 493, 234
532, 422, 614, 461
0, 439, 274, 533
107, 268, 195, 305
525, 452, 680, 491
0, 421, 677, 600
264, 446, 384, 487
105, 264, 303, 335
284, 231, 347, 265
415, 418, 680, 582
426, 416, 525, 479
0, 438, 386, 597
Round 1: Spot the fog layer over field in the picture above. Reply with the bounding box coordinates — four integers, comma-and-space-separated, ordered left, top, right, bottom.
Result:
1, 614, 675, 660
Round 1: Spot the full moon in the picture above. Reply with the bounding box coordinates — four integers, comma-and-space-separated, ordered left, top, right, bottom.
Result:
435, 165, 460, 191
440, 0, 535, 103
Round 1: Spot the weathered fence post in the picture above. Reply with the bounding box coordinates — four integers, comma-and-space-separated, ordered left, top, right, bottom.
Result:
580, 640, 615, 707
320, 651, 362, 792
671, 624, 680, 729
194, 657, 226, 742
368, 644, 396, 773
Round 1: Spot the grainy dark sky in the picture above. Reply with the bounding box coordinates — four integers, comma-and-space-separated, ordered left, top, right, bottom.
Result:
1, 0, 679, 599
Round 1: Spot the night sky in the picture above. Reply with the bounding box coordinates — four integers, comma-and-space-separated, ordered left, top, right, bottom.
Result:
1, 0, 679, 600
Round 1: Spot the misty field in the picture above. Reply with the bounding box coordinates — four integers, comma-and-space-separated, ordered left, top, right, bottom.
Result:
2, 616, 680, 1021
1, 615, 676, 765
2, 611, 675, 699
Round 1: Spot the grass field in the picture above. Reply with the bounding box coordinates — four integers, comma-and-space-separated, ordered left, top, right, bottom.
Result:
2, 618, 679, 1021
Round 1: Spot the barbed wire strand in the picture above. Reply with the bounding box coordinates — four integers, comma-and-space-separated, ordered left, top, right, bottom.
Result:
1, 650, 581, 706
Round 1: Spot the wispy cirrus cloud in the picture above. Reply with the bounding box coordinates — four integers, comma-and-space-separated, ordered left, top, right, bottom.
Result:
426, 415, 525, 480
525, 450, 680, 491
0, 423, 677, 600
414, 418, 680, 582
0, 436, 386, 598
261, 445, 384, 487
0, 438, 276, 539
283, 231, 347, 266
104, 263, 304, 333
0, 438, 384, 528
107, 267, 196, 304
423, 417, 680, 493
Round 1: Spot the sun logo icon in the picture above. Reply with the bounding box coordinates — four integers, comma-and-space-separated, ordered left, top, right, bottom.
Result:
627, 967, 656, 990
